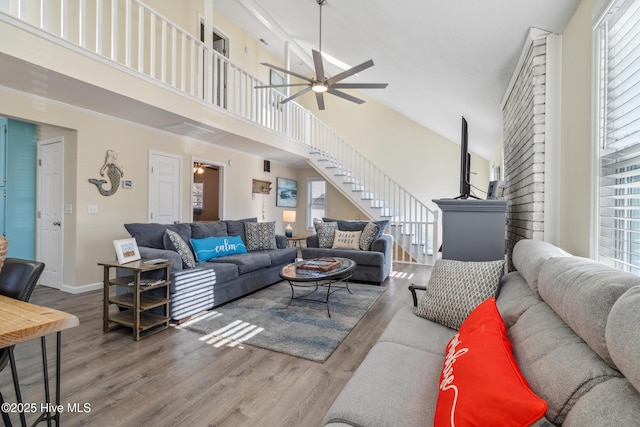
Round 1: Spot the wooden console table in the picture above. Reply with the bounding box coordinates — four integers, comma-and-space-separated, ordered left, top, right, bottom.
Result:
0, 296, 79, 426
99, 259, 172, 341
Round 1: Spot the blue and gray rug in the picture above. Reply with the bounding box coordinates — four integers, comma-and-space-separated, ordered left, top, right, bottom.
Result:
181, 281, 386, 362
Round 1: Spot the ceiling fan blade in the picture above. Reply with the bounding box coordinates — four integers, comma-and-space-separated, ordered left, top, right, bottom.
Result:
312, 49, 325, 82
328, 88, 365, 105
315, 92, 325, 110
260, 63, 315, 83
326, 59, 374, 86
255, 83, 309, 89
280, 86, 313, 104
332, 83, 388, 89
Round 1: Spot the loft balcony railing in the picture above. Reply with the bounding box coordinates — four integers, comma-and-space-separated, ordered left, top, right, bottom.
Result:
0, 0, 439, 264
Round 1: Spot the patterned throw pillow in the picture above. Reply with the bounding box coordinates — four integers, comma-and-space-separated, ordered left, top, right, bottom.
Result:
359, 222, 380, 250
164, 229, 196, 268
244, 221, 277, 251
315, 221, 338, 248
415, 259, 504, 329
332, 230, 362, 250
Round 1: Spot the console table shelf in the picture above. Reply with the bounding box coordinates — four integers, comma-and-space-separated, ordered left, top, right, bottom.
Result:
98, 259, 173, 341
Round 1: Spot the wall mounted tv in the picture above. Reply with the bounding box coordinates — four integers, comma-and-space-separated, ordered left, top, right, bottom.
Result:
455, 116, 479, 199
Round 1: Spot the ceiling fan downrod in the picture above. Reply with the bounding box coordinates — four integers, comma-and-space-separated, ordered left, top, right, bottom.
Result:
317, 0, 326, 53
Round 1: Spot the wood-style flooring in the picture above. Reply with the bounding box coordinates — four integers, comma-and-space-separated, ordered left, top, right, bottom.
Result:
0, 263, 431, 427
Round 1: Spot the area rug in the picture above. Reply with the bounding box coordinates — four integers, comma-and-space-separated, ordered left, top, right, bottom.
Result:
181, 281, 386, 362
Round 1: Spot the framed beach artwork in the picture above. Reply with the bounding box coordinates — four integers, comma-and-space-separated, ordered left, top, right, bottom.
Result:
114, 238, 141, 264
270, 69, 286, 95
276, 177, 297, 207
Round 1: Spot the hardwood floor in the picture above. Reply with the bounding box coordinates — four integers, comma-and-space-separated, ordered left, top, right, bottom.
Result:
0, 263, 432, 427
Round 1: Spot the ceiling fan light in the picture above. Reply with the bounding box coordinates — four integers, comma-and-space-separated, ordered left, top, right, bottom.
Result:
312, 82, 328, 93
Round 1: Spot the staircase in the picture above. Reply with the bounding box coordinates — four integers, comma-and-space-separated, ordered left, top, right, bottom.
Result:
0, 0, 439, 265
305, 117, 439, 264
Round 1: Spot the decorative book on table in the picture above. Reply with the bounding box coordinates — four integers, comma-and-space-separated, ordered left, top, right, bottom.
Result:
297, 258, 340, 272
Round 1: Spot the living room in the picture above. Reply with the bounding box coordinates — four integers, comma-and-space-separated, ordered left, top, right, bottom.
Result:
0, 0, 633, 425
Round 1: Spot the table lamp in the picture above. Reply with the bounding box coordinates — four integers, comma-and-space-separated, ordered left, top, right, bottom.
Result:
283, 210, 296, 238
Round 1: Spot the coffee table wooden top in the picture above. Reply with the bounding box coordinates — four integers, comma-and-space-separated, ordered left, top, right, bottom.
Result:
280, 257, 356, 282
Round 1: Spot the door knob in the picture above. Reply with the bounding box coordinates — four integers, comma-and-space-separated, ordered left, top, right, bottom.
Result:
53, 221, 61, 226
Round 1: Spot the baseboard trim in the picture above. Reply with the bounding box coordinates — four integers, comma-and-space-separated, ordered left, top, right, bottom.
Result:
60, 282, 103, 294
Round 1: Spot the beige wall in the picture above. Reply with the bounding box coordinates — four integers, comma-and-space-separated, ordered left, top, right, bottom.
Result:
0, 88, 302, 289
559, 0, 599, 257
299, 92, 491, 208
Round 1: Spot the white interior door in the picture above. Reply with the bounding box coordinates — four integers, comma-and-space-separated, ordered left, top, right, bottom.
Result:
149, 151, 182, 223
37, 138, 64, 289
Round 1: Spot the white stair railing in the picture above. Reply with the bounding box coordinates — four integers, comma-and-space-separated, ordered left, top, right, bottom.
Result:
306, 116, 439, 264
0, 0, 439, 264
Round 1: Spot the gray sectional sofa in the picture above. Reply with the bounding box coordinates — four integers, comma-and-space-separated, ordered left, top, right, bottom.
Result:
323, 239, 640, 426
120, 219, 297, 321
302, 219, 392, 284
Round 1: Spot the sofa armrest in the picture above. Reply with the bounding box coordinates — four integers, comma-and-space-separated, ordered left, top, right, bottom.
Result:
306, 234, 320, 248
371, 234, 392, 254
408, 284, 427, 307
138, 246, 183, 273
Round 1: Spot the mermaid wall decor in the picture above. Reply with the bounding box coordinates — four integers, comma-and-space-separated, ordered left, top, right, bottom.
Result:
88, 150, 124, 196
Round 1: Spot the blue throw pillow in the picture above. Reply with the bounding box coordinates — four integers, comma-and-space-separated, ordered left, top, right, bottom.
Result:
190, 236, 247, 261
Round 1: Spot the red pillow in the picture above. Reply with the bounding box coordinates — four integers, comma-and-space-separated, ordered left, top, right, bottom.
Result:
434, 297, 547, 427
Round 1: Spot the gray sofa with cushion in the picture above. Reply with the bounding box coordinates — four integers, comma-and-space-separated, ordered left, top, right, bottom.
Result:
121, 218, 297, 321
323, 239, 640, 426
302, 218, 392, 285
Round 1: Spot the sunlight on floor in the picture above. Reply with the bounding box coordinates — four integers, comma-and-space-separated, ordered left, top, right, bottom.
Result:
390, 270, 414, 280
176, 311, 264, 349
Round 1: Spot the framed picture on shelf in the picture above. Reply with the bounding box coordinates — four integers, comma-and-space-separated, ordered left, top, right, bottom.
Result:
113, 238, 141, 264
276, 177, 297, 207
487, 180, 506, 200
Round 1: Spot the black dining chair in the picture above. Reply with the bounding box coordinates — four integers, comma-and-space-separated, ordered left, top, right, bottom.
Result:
0, 258, 45, 427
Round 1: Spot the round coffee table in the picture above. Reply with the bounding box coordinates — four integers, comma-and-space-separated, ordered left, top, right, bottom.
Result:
279, 257, 356, 317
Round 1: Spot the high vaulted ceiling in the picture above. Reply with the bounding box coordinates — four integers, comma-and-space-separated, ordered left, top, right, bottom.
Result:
214, 0, 581, 160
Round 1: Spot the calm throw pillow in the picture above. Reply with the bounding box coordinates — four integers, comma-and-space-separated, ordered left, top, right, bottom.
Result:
434, 297, 547, 426
190, 235, 247, 262
332, 230, 362, 250
359, 222, 380, 250
415, 259, 504, 329
315, 221, 338, 248
244, 221, 277, 251
164, 229, 196, 268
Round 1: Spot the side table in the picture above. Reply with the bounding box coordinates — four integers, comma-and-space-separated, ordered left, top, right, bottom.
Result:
98, 259, 173, 341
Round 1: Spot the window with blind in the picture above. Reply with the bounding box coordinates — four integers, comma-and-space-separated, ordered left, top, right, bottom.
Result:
307, 178, 326, 229
597, 0, 640, 274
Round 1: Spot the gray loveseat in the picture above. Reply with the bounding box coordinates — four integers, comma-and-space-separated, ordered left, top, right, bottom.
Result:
323, 239, 640, 426
121, 219, 297, 321
302, 219, 392, 285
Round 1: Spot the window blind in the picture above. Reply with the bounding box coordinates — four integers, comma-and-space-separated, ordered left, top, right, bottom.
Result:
598, 0, 640, 274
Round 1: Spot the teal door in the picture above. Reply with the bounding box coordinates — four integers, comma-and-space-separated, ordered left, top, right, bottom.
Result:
0, 118, 36, 260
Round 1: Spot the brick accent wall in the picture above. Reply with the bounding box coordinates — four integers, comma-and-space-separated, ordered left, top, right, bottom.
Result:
502, 36, 548, 266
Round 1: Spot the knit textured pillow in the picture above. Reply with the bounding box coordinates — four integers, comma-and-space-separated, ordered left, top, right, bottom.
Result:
164, 229, 196, 268
315, 221, 338, 248
415, 259, 504, 329
244, 221, 277, 251
359, 222, 380, 250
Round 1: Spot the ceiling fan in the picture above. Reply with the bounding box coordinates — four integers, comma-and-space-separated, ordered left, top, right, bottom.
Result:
255, 0, 388, 110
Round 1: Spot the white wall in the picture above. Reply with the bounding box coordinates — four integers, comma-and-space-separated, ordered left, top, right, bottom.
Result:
559, 0, 600, 257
